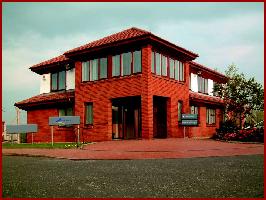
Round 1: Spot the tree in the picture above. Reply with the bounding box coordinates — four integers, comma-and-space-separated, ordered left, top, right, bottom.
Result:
214, 64, 264, 129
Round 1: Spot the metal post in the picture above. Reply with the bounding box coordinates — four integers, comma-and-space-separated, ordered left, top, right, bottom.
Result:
77, 125, 80, 148
51, 126, 54, 146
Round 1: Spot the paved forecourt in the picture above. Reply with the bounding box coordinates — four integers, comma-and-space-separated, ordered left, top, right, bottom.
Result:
2, 138, 263, 160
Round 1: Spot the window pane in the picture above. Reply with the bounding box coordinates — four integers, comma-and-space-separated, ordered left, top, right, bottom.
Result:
151, 51, 155, 73
169, 58, 174, 78
82, 62, 89, 81
66, 107, 73, 116
205, 79, 208, 93
58, 108, 65, 116
161, 55, 167, 76
100, 58, 107, 79
207, 108, 215, 124
178, 101, 183, 122
133, 50, 141, 73
155, 53, 161, 75
179, 62, 183, 81
58, 71, 66, 90
112, 55, 120, 76
122, 52, 131, 76
85, 104, 93, 124
90, 59, 98, 81
175, 60, 179, 80
51, 73, 58, 91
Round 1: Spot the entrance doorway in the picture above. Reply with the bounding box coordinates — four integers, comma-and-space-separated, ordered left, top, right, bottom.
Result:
112, 96, 141, 139
153, 96, 167, 138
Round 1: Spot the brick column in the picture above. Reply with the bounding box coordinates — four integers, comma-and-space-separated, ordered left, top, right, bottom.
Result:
141, 45, 153, 139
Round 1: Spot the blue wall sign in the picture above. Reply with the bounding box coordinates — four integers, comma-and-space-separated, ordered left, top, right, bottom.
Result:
181, 114, 198, 120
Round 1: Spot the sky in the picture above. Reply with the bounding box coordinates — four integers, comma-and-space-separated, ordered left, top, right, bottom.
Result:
2, 2, 264, 124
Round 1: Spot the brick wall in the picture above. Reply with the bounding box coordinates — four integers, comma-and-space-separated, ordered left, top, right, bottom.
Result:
27, 108, 76, 143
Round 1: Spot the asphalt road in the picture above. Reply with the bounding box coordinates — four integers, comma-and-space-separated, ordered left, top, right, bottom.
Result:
2, 155, 264, 198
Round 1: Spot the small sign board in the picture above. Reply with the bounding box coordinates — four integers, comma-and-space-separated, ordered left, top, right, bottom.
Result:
181, 114, 198, 120
6, 124, 38, 134
181, 120, 198, 126
181, 114, 198, 126
49, 116, 80, 126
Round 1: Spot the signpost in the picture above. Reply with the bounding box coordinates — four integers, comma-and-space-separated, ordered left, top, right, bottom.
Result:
181, 114, 198, 138
6, 124, 38, 144
49, 116, 80, 146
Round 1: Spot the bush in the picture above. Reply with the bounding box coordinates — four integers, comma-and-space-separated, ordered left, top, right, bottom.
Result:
212, 120, 264, 143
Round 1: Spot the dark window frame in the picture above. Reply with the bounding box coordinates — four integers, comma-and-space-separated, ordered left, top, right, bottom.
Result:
51, 70, 66, 92
85, 103, 93, 125
206, 108, 216, 125
178, 101, 183, 122
82, 57, 108, 82
112, 50, 142, 77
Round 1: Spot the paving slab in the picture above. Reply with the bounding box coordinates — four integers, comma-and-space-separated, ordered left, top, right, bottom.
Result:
2, 138, 264, 160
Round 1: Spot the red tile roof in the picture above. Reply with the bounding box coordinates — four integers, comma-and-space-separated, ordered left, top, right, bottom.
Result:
189, 91, 224, 104
30, 54, 69, 70
190, 61, 227, 80
15, 90, 74, 110
30, 27, 199, 72
65, 27, 150, 54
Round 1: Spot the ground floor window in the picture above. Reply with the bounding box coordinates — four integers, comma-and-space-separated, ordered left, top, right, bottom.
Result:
178, 101, 183, 122
206, 108, 216, 125
190, 105, 199, 115
58, 107, 73, 116
85, 103, 93, 125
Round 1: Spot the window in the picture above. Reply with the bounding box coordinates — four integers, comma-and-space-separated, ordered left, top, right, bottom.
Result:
122, 52, 132, 76
112, 55, 121, 77
178, 101, 183, 122
82, 57, 108, 81
161, 55, 167, 76
206, 108, 216, 125
85, 103, 93, 125
174, 60, 179, 81
169, 58, 174, 78
198, 76, 208, 93
155, 52, 161, 75
51, 71, 66, 91
100, 58, 107, 79
58, 107, 73, 127
190, 105, 199, 115
90, 59, 98, 81
179, 62, 184, 81
151, 51, 155, 73
133, 50, 141, 73
59, 107, 73, 116
82, 62, 89, 81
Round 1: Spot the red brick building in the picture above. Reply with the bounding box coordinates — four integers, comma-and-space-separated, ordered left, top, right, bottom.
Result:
15, 27, 227, 143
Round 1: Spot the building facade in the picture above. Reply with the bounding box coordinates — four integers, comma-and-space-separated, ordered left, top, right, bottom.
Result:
15, 27, 227, 143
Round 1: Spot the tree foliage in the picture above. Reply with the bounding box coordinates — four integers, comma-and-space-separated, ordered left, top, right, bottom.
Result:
214, 64, 264, 128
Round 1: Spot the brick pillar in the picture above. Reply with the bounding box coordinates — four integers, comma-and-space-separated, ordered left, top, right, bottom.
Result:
141, 45, 153, 139
199, 106, 206, 137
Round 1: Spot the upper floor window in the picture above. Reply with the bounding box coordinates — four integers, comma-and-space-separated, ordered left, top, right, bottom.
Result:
197, 76, 208, 94
151, 51, 184, 81
82, 57, 107, 82
51, 71, 66, 91
112, 50, 142, 77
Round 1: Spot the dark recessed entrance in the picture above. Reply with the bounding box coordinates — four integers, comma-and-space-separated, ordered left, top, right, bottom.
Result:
112, 96, 141, 140
153, 96, 167, 138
